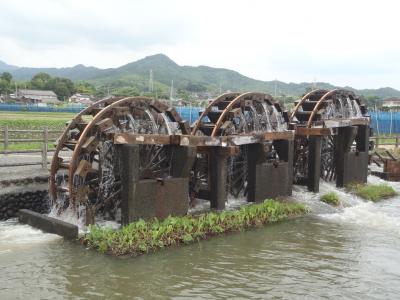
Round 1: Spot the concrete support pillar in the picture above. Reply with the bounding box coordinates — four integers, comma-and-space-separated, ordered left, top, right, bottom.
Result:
117, 144, 190, 224
307, 136, 322, 192
209, 147, 227, 210
169, 145, 196, 178
273, 139, 294, 196
355, 125, 370, 152
246, 144, 266, 202
117, 144, 140, 225
335, 126, 358, 187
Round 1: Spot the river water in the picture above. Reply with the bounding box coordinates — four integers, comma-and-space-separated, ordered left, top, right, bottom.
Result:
1, 176, 400, 299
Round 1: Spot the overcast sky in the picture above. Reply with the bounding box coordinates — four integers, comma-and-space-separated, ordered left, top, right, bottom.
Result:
0, 0, 398, 89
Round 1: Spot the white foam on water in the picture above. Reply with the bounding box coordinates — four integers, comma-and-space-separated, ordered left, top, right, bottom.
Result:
0, 218, 61, 250
314, 175, 400, 234
320, 201, 400, 234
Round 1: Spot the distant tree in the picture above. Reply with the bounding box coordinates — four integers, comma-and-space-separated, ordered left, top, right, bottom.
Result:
0, 72, 12, 98
0, 79, 11, 96
49, 77, 75, 100
361, 95, 381, 109
31, 72, 52, 89
186, 82, 207, 93
75, 81, 96, 95
114, 86, 140, 97
0, 72, 12, 83
30, 73, 75, 101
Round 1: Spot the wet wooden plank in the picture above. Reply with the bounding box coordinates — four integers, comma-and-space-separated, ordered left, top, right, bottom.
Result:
295, 127, 334, 136
114, 133, 180, 145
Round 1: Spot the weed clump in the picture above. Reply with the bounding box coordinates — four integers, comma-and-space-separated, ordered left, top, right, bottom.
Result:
346, 183, 397, 202
320, 192, 340, 206
83, 200, 307, 256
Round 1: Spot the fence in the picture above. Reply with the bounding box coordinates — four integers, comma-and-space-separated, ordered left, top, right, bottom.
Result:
0, 103, 85, 113
370, 136, 400, 148
0, 127, 62, 168
369, 112, 400, 135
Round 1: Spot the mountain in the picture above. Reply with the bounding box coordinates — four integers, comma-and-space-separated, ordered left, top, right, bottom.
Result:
1, 54, 400, 98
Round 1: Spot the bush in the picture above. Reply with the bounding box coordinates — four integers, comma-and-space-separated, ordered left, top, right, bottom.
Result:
320, 192, 340, 206
83, 200, 308, 256
346, 183, 397, 202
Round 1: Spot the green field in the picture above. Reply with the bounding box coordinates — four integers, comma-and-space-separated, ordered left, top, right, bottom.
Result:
0, 111, 75, 151
0, 111, 75, 130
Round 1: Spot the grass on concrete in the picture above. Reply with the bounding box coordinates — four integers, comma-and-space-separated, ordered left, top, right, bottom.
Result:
320, 192, 340, 206
83, 199, 308, 256
346, 183, 397, 202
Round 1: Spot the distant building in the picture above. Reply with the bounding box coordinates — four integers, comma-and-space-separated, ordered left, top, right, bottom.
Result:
69, 93, 94, 106
17, 89, 60, 104
382, 97, 400, 108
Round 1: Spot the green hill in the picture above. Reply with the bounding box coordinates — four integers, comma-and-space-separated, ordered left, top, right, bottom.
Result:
1, 54, 399, 99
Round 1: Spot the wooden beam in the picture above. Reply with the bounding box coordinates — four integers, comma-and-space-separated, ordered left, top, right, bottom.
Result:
295, 127, 334, 136
350, 118, 370, 126
113, 133, 180, 145
256, 131, 295, 141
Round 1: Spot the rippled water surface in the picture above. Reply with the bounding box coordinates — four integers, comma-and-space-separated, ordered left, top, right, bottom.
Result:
1, 176, 400, 299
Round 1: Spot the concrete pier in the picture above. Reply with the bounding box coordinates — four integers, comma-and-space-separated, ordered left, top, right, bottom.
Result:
19, 209, 78, 240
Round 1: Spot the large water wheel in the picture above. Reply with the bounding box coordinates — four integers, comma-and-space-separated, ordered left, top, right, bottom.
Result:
291, 89, 367, 183
49, 96, 189, 223
191, 92, 288, 200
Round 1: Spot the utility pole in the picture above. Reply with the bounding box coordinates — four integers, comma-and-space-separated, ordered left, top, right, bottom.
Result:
149, 69, 154, 93
274, 78, 277, 97
169, 80, 174, 107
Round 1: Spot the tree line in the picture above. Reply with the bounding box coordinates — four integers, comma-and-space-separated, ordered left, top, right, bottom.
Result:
0, 72, 96, 101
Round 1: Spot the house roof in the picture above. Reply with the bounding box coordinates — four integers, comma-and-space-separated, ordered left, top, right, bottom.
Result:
383, 97, 400, 103
19, 89, 57, 97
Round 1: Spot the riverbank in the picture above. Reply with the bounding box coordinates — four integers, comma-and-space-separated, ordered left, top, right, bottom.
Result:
83, 199, 307, 256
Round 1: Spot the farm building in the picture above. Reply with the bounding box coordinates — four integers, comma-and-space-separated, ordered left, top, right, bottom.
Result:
382, 97, 400, 108
16, 89, 61, 104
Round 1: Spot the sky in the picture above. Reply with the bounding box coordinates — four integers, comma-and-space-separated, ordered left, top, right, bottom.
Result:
0, 0, 398, 89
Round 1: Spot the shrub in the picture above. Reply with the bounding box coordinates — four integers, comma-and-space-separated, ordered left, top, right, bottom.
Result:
83, 200, 308, 256
346, 183, 397, 202
320, 192, 340, 206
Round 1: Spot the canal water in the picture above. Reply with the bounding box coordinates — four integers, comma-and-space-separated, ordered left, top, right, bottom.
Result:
1, 176, 400, 299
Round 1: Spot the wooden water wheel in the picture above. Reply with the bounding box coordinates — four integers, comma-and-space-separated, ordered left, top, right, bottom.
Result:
49, 96, 189, 223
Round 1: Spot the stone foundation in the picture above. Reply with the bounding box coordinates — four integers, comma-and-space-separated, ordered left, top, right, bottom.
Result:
0, 177, 49, 220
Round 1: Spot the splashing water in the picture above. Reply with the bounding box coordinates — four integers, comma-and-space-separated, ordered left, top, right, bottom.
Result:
346, 97, 355, 118
271, 106, 285, 131
353, 100, 363, 117
338, 98, 345, 117
293, 176, 400, 235
262, 103, 272, 132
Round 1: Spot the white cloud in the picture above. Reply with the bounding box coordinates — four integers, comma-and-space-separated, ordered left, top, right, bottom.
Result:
0, 0, 398, 89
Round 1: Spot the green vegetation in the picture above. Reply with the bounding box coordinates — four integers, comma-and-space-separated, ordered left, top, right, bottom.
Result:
0, 142, 54, 151
0, 111, 71, 151
0, 111, 73, 130
2, 54, 399, 102
0, 72, 13, 96
83, 199, 308, 256
346, 183, 397, 202
320, 192, 340, 206
30, 72, 76, 100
